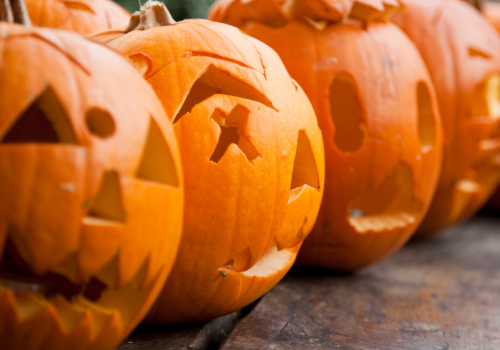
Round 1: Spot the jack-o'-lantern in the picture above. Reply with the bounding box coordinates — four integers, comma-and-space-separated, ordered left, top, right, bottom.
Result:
393, 0, 500, 235
210, 0, 443, 270
92, 1, 325, 323
25, 0, 130, 35
0, 2, 183, 348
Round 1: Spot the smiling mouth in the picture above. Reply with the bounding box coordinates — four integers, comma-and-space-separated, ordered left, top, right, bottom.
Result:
0, 238, 108, 302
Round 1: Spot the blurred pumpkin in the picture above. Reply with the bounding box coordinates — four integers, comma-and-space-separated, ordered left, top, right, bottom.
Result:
484, 1, 500, 32
393, 0, 500, 235
92, 1, 325, 323
209, 0, 443, 270
25, 0, 130, 35
0, 1, 183, 348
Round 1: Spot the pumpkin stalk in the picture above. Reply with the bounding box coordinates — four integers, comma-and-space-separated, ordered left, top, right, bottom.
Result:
11, 0, 31, 26
464, 0, 484, 11
0, 0, 31, 25
125, 0, 175, 33
0, 0, 13, 23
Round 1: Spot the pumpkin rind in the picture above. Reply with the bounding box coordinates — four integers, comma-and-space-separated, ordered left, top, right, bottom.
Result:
0, 23, 183, 349
92, 7, 325, 323
25, 0, 130, 35
209, 0, 443, 270
393, 0, 500, 235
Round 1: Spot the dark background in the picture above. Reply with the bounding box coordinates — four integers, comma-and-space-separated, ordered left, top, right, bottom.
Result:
112, 0, 217, 21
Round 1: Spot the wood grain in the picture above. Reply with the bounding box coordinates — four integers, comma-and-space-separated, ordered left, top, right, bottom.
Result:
220, 215, 500, 349
118, 310, 244, 350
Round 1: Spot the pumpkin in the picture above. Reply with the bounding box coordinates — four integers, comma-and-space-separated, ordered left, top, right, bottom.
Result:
0, 1, 183, 348
484, 1, 500, 32
92, 1, 325, 323
393, 0, 500, 235
25, 0, 130, 35
209, 0, 443, 270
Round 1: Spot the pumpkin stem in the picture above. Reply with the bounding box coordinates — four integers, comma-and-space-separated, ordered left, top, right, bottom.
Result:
463, 0, 484, 11
125, 0, 175, 33
0, 0, 13, 23
0, 0, 31, 25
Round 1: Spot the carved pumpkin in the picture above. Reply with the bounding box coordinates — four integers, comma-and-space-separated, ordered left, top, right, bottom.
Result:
209, 0, 443, 270
0, 4, 183, 348
25, 0, 130, 35
484, 2, 500, 32
393, 0, 500, 235
92, 1, 325, 323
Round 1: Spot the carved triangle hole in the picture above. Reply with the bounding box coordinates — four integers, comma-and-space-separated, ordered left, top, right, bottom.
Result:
1, 86, 76, 144
87, 171, 126, 223
289, 131, 320, 202
210, 106, 259, 164
173, 65, 276, 124
136, 118, 179, 187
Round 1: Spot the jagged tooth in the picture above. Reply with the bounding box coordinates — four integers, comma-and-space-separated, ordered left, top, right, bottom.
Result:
40, 312, 92, 350
50, 295, 87, 334
0, 289, 19, 347
50, 253, 81, 284
118, 246, 149, 288
78, 218, 123, 282
0, 224, 7, 260
132, 256, 150, 290
73, 296, 116, 340
14, 291, 47, 320
86, 311, 123, 350
0, 289, 59, 350
94, 254, 119, 290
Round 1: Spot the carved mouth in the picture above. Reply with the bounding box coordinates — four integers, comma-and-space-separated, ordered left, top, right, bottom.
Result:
0, 238, 107, 302
0, 227, 157, 345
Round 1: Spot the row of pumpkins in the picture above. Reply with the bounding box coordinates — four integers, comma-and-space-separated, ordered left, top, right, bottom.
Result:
1, 0, 499, 349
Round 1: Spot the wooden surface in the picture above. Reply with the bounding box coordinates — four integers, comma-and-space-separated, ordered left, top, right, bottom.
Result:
118, 214, 500, 350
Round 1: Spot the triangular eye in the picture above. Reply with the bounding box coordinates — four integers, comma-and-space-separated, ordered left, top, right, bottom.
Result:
1, 86, 76, 144
87, 171, 126, 223
173, 65, 276, 124
289, 131, 320, 202
136, 118, 179, 187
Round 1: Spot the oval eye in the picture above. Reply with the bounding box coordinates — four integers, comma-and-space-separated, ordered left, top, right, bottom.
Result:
86, 108, 116, 139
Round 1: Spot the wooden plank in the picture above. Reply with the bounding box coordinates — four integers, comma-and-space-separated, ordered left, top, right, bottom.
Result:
118, 310, 244, 350
220, 215, 500, 349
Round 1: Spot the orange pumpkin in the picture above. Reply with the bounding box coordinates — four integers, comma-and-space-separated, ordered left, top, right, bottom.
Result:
393, 0, 500, 235
0, 3, 183, 348
92, 1, 325, 323
25, 0, 130, 35
484, 1, 500, 32
209, 0, 443, 270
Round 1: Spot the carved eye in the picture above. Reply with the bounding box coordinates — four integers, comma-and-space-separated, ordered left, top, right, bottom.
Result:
289, 131, 320, 203
330, 72, 366, 154
172, 65, 276, 125
136, 118, 179, 187
85, 108, 116, 139
1, 86, 76, 144
417, 82, 436, 154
